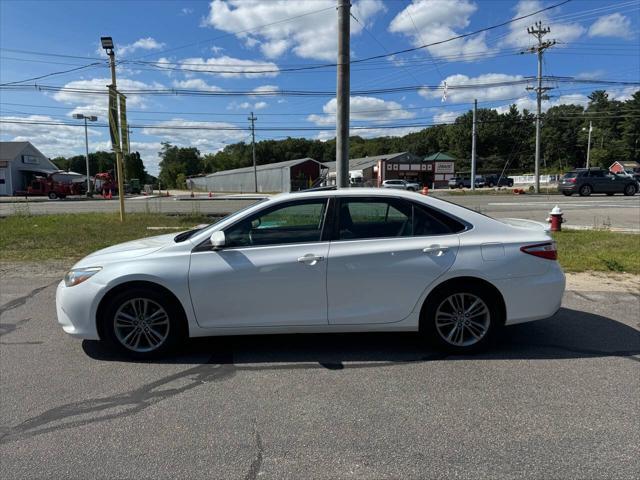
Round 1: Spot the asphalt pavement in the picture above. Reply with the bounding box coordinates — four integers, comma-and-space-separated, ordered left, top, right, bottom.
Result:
1, 265, 639, 479
1, 192, 639, 230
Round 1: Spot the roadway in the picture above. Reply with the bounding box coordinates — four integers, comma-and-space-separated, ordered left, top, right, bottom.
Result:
1, 264, 638, 479
2, 192, 638, 230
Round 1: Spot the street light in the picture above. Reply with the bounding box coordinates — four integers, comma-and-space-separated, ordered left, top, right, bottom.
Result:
101, 35, 125, 221
582, 121, 593, 169
72, 113, 98, 195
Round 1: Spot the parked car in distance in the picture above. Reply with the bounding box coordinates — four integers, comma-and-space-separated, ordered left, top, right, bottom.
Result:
381, 179, 421, 191
558, 168, 638, 196
484, 174, 514, 188
56, 188, 565, 359
448, 175, 486, 189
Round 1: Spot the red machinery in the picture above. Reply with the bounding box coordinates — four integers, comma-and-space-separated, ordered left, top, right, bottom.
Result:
94, 172, 116, 198
17, 172, 84, 199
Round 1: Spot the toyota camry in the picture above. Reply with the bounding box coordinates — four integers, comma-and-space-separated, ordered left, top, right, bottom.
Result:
56, 188, 565, 358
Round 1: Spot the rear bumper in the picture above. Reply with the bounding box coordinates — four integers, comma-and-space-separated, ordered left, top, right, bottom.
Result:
495, 263, 565, 325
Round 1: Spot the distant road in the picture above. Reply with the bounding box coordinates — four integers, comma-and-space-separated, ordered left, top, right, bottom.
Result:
1, 192, 639, 230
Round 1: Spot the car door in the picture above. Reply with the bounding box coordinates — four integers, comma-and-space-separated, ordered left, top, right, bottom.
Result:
588, 170, 607, 193
189, 198, 331, 328
326, 197, 461, 325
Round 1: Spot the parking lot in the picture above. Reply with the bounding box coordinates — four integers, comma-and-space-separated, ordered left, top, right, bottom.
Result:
1, 264, 638, 479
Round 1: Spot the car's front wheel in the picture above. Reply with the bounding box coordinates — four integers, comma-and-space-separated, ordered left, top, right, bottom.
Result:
421, 284, 501, 353
623, 184, 637, 196
579, 184, 592, 196
100, 287, 185, 358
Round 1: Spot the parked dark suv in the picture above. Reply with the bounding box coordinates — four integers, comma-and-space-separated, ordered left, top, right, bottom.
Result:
484, 174, 514, 187
559, 168, 638, 196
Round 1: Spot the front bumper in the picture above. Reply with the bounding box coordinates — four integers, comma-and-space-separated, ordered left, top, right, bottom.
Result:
56, 279, 104, 340
495, 263, 566, 325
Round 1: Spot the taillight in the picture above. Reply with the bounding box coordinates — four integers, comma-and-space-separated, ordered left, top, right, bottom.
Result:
566, 177, 576, 183
520, 242, 558, 260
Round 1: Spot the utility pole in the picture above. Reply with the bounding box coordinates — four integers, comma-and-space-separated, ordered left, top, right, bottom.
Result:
101, 36, 126, 221
526, 21, 555, 194
72, 113, 97, 196
336, 0, 350, 188
585, 121, 593, 169
471, 99, 477, 191
248, 112, 258, 193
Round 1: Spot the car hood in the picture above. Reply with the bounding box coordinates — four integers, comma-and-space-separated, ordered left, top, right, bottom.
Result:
75, 233, 179, 266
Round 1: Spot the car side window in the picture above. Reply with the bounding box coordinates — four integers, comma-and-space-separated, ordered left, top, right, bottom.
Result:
338, 199, 412, 240
412, 203, 466, 235
225, 199, 327, 247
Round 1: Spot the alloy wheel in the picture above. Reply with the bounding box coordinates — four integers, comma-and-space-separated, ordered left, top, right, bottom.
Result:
434, 293, 491, 347
113, 298, 170, 353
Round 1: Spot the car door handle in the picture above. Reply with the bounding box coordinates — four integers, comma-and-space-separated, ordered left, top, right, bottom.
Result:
297, 254, 324, 265
423, 245, 449, 255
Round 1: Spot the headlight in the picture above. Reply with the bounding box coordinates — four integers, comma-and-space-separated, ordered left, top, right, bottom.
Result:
64, 267, 102, 287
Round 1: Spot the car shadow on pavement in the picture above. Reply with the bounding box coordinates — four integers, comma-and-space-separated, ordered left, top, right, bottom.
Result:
82, 307, 640, 366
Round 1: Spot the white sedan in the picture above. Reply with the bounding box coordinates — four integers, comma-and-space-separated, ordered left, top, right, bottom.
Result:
56, 188, 565, 358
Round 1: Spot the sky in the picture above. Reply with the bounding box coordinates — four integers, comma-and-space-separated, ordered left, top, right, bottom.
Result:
1, 0, 638, 175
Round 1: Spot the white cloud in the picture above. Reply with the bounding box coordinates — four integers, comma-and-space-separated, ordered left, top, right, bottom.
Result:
389, 0, 493, 61
176, 55, 279, 78
172, 78, 223, 91
433, 111, 461, 124
0, 115, 103, 159
226, 101, 269, 110
419, 73, 528, 103
575, 70, 606, 80
52, 77, 165, 118
316, 125, 422, 141
588, 13, 633, 40
119, 37, 165, 56
308, 96, 415, 126
204, 0, 385, 61
501, 0, 585, 48
141, 119, 248, 153
180, 7, 194, 15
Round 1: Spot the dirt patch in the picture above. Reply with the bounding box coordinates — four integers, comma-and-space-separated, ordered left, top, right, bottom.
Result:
565, 271, 640, 294
0, 261, 70, 279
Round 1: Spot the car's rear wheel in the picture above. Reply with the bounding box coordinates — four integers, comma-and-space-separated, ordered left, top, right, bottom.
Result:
100, 287, 185, 358
579, 184, 592, 196
421, 284, 501, 354
48, 192, 57, 199
623, 184, 637, 196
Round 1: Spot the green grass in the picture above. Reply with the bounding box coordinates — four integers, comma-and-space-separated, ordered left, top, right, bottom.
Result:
0, 213, 211, 262
1, 214, 639, 275
552, 230, 640, 274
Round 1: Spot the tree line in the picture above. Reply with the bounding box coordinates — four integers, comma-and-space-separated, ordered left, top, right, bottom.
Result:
53, 90, 639, 188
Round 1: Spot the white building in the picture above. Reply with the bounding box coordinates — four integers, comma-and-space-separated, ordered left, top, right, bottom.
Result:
0, 142, 59, 195
191, 158, 326, 193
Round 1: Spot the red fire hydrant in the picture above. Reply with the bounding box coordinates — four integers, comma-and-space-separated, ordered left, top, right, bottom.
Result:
547, 205, 564, 232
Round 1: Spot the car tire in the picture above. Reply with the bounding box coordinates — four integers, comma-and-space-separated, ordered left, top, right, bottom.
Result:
420, 283, 502, 354
48, 192, 58, 200
606, 192, 614, 196
623, 184, 637, 196
99, 287, 187, 359
579, 184, 592, 196
562, 191, 573, 196
488, 182, 494, 188
407, 187, 415, 192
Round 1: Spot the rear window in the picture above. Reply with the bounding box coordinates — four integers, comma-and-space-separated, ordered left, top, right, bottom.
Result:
563, 172, 577, 179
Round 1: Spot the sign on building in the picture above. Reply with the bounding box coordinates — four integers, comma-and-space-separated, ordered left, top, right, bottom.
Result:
435, 161, 454, 174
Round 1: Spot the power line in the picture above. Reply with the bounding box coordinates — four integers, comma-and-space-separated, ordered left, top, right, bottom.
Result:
0, 62, 106, 86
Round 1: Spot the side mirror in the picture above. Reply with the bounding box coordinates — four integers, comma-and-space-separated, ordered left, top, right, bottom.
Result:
210, 231, 226, 250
